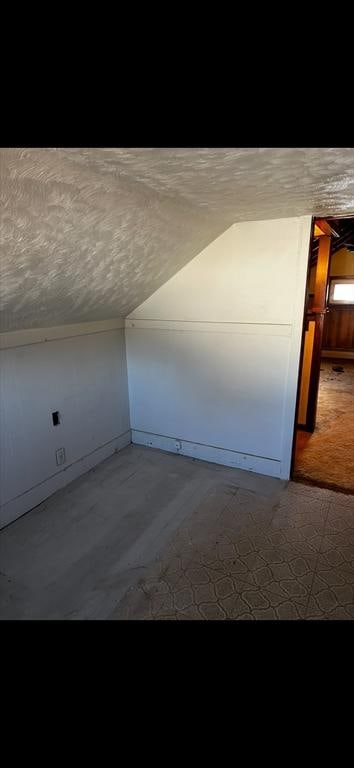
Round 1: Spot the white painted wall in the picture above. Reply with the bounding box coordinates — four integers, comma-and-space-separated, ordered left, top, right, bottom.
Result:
126, 217, 312, 479
0, 320, 130, 528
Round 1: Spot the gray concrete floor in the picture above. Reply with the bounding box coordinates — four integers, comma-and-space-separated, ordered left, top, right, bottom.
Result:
1, 444, 354, 620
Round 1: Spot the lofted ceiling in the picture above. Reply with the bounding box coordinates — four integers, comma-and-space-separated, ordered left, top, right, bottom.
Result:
1, 147, 354, 332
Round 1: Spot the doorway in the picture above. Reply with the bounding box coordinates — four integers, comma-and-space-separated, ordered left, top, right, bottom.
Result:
292, 216, 354, 493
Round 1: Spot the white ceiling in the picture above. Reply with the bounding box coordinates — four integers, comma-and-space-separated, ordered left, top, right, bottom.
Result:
1, 147, 354, 332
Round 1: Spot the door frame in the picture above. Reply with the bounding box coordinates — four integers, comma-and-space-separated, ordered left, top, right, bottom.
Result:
289, 216, 315, 478
290, 213, 352, 478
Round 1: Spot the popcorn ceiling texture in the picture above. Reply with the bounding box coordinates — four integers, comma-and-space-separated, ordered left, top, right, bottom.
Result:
1, 148, 354, 332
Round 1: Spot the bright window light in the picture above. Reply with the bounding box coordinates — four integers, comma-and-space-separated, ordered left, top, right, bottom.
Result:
333, 283, 354, 302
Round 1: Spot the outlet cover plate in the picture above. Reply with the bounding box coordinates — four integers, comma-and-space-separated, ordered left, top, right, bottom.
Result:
56, 447, 66, 466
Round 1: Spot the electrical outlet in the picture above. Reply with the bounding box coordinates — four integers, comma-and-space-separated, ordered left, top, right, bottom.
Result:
175, 440, 182, 452
56, 447, 66, 466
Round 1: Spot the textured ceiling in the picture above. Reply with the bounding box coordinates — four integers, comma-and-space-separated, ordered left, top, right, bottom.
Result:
1, 147, 354, 332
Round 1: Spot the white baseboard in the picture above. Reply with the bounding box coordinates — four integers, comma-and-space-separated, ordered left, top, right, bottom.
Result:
0, 430, 131, 530
131, 429, 281, 478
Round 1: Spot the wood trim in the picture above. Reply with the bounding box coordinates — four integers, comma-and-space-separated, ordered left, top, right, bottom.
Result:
292, 224, 332, 443
316, 219, 340, 238
290, 217, 315, 476
322, 349, 354, 359
314, 235, 331, 310
306, 313, 325, 432
304, 234, 332, 432
330, 275, 354, 280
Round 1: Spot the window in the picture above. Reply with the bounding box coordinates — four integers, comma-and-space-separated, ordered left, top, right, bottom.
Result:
328, 277, 354, 306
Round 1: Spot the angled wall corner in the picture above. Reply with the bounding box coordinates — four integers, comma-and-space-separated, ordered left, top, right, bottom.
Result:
125, 216, 312, 479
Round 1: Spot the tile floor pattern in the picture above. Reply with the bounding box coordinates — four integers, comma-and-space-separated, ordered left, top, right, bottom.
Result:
114, 481, 354, 620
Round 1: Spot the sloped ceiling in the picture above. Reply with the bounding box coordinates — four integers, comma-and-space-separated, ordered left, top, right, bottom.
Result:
1, 147, 354, 332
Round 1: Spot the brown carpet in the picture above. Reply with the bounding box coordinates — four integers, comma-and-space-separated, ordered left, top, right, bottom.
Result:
294, 359, 354, 494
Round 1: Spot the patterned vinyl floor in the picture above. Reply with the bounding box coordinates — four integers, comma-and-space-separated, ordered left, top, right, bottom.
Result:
114, 478, 354, 621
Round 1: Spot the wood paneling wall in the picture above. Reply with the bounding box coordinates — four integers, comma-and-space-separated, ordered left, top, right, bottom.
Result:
323, 308, 354, 350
